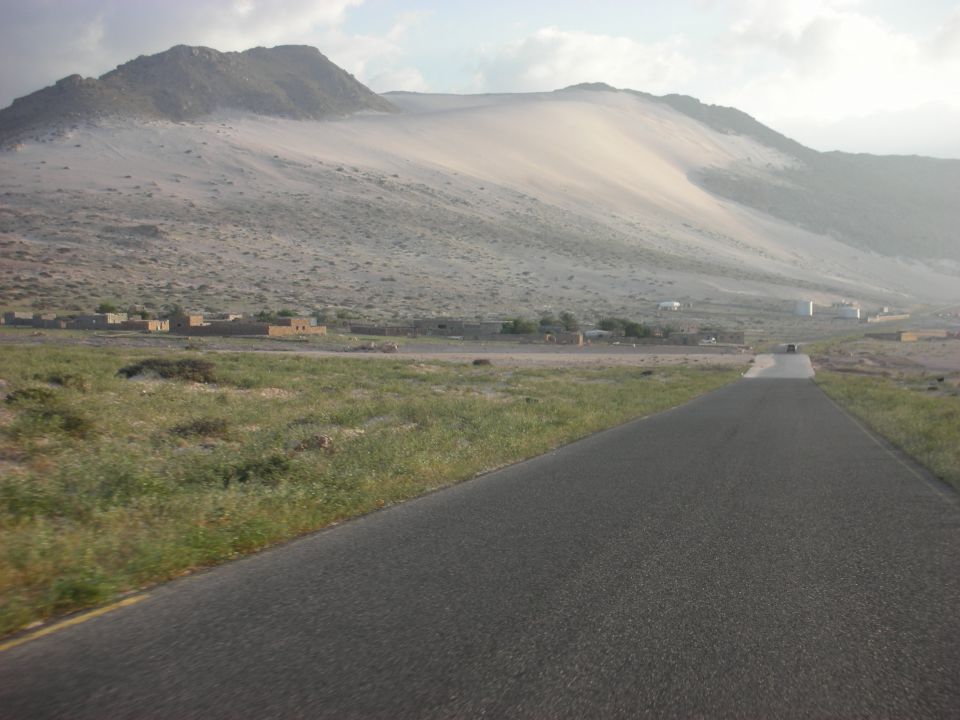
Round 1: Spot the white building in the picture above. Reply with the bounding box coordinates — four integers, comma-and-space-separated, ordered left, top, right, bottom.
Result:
795, 300, 814, 317
657, 301, 681, 311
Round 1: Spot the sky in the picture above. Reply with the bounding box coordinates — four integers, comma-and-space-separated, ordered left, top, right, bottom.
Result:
1, 0, 959, 157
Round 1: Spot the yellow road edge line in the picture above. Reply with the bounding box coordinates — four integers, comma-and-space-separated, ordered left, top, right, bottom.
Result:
0, 594, 148, 653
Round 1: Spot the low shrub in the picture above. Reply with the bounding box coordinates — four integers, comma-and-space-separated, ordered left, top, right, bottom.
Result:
118, 358, 217, 383
41, 372, 90, 391
170, 417, 230, 438
10, 405, 95, 439
6, 387, 57, 404
5, 386, 95, 438
224, 454, 292, 488
48, 573, 112, 612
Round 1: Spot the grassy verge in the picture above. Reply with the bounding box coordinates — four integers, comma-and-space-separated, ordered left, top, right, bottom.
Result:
815, 371, 960, 491
0, 344, 739, 635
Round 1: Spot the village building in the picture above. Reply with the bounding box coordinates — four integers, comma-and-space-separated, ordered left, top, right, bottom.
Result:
67, 313, 128, 330
32, 313, 68, 329
866, 330, 951, 342
120, 318, 170, 332
866, 313, 911, 324
2, 311, 35, 326
413, 318, 504, 339
0, 312, 65, 329
169, 314, 205, 333
169, 313, 325, 337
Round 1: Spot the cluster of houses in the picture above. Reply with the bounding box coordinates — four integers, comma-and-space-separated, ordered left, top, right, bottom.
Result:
3, 311, 170, 332
794, 300, 912, 323
3, 306, 746, 346
1, 311, 326, 337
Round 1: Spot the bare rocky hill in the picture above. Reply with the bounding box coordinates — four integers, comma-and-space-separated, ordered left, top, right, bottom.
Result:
0, 45, 394, 142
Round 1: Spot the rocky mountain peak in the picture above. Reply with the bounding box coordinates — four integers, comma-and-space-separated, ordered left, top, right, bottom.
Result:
0, 44, 395, 142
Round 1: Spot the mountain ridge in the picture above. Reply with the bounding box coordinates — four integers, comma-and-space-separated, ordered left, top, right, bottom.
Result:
0, 44, 395, 142
560, 83, 811, 159
556, 82, 960, 261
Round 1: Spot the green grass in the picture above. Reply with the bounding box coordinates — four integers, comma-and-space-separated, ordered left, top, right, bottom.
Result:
816, 371, 960, 492
0, 344, 739, 635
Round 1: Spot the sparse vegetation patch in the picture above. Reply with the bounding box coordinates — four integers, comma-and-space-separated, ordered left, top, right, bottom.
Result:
170, 417, 230, 439
0, 343, 739, 635
816, 371, 960, 492
118, 357, 217, 383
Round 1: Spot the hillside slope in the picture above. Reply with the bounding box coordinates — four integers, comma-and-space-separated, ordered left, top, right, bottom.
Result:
572, 85, 960, 262
3, 86, 958, 322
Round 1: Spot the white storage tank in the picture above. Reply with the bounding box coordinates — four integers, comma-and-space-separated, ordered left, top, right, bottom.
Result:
795, 300, 814, 317
838, 305, 861, 320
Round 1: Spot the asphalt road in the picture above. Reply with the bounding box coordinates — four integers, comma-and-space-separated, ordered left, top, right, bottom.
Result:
2, 356, 958, 719
745, 352, 816, 378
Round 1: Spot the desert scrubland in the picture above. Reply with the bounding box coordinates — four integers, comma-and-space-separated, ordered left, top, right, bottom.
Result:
3, 88, 958, 327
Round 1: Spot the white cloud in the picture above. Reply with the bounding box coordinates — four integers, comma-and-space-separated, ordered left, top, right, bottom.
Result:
475, 27, 697, 95
716, 0, 960, 125
934, 6, 960, 58
196, 0, 364, 50
3, 0, 958, 155
313, 11, 428, 91
467, 4, 960, 155
365, 67, 430, 93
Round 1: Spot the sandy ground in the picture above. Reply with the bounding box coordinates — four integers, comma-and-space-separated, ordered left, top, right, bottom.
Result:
817, 338, 960, 374
2, 88, 958, 321
869, 340, 960, 373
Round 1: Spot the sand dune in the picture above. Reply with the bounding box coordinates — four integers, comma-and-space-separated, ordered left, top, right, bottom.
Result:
1, 87, 957, 319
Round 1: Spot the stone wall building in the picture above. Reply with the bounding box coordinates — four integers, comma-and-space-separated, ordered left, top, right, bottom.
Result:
32, 313, 68, 329
867, 329, 950, 342
170, 314, 206, 333
413, 318, 503, 338
2, 312, 34, 326
67, 313, 128, 330
169, 314, 325, 337
120, 319, 170, 332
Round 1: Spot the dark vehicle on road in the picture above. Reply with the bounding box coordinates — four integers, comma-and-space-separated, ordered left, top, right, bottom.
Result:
786, 343, 797, 353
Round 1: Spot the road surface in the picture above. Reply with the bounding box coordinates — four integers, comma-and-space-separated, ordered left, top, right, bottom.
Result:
1, 355, 957, 718
745, 352, 815, 378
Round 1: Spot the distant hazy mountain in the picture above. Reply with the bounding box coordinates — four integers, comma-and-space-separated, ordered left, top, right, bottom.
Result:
564, 84, 960, 262
0, 45, 395, 141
